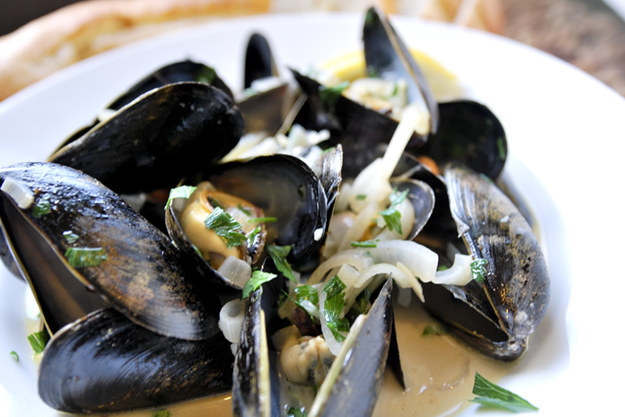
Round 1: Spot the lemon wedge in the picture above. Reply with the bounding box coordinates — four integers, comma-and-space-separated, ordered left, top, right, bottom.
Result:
319, 49, 462, 100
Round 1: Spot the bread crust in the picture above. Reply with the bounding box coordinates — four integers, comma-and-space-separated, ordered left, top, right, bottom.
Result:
0, 0, 504, 101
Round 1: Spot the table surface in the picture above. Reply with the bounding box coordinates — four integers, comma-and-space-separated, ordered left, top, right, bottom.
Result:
1, 0, 624, 96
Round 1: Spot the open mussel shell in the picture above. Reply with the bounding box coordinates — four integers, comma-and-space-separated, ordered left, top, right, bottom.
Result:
423, 163, 549, 360
0, 162, 222, 340
204, 154, 328, 271
39, 308, 233, 413
57, 60, 235, 149
291, 69, 424, 178
49, 82, 244, 195
309, 277, 394, 417
244, 32, 280, 89
362, 6, 439, 134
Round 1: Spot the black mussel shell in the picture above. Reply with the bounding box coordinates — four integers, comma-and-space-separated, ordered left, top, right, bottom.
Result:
49, 82, 244, 195
363, 6, 439, 134
244, 32, 279, 89
291, 69, 424, 179
39, 308, 233, 413
0, 162, 222, 340
423, 163, 549, 360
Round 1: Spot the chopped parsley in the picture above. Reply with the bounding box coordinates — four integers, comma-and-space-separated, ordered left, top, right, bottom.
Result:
152, 410, 171, 417
62, 230, 79, 244
379, 188, 409, 234
319, 81, 350, 108
27, 330, 50, 354
196, 66, 217, 84
267, 245, 296, 282
164, 185, 197, 210
471, 258, 488, 283
350, 239, 379, 248
242, 270, 278, 298
237, 204, 252, 216
471, 372, 538, 412
293, 284, 320, 319
65, 247, 108, 268
356, 194, 367, 200
287, 407, 307, 417
422, 322, 448, 336
246, 225, 262, 248
352, 288, 371, 315
32, 196, 51, 218
247, 216, 277, 223
204, 207, 246, 248
322, 276, 350, 342
9, 350, 19, 362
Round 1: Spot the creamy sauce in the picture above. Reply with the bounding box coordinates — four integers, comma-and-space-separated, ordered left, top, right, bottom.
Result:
79, 291, 511, 417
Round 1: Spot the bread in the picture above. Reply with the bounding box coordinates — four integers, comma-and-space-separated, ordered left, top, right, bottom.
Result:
0, 0, 505, 101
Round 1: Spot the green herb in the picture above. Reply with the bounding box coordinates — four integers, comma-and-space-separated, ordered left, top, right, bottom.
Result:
62, 230, 79, 244
352, 288, 371, 315
471, 372, 538, 412
196, 66, 217, 84
379, 188, 409, 234
422, 322, 448, 336
165, 185, 197, 210
10, 350, 19, 361
267, 245, 297, 283
293, 284, 320, 319
247, 216, 277, 223
471, 258, 488, 283
287, 407, 307, 417
237, 204, 252, 216
65, 247, 108, 268
322, 276, 350, 341
246, 226, 262, 248
350, 239, 378, 248
27, 330, 50, 354
356, 194, 367, 200
204, 207, 246, 247
32, 196, 51, 218
319, 81, 350, 108
152, 410, 171, 417
242, 270, 278, 298
496, 136, 507, 161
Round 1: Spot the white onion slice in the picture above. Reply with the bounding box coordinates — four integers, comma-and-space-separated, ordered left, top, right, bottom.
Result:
1, 177, 34, 209
218, 298, 246, 344
431, 253, 474, 286
217, 256, 252, 288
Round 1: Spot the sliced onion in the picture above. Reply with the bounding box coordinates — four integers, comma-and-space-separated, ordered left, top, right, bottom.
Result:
1, 177, 34, 209
217, 256, 252, 288
218, 298, 246, 344
432, 253, 473, 286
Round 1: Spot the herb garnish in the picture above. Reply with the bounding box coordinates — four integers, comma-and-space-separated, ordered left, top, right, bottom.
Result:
293, 284, 320, 319
32, 196, 51, 218
152, 410, 171, 417
204, 207, 246, 247
196, 66, 217, 84
246, 226, 262, 248
247, 216, 277, 223
27, 330, 50, 354
471, 372, 538, 412
471, 258, 488, 283
287, 407, 307, 417
62, 230, 79, 244
65, 247, 108, 268
350, 239, 379, 248
164, 185, 197, 210
356, 194, 367, 200
379, 188, 409, 234
10, 350, 19, 361
352, 288, 371, 315
322, 276, 350, 342
319, 81, 350, 108
242, 270, 278, 298
267, 245, 297, 282
422, 322, 448, 336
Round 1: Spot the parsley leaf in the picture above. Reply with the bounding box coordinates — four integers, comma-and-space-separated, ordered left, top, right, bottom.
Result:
267, 245, 296, 283
287, 407, 307, 417
62, 230, 79, 244
351, 239, 379, 248
65, 247, 108, 268
28, 330, 50, 354
319, 81, 350, 108
32, 196, 51, 218
10, 350, 19, 361
242, 270, 278, 298
322, 276, 350, 341
152, 410, 171, 417
471, 372, 538, 412
471, 258, 488, 283
165, 185, 197, 210
293, 284, 320, 319
379, 188, 409, 234
247, 216, 277, 223
205, 207, 246, 247
422, 322, 448, 336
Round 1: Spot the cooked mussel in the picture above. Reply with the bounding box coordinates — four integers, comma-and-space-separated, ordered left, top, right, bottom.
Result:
421, 162, 549, 360
49, 82, 244, 195
39, 308, 233, 413
0, 162, 222, 340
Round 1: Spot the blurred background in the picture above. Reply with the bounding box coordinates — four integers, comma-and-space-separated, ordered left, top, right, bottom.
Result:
1, 0, 625, 96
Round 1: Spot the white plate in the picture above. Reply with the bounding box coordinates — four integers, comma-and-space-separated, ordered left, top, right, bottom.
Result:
1, 11, 623, 417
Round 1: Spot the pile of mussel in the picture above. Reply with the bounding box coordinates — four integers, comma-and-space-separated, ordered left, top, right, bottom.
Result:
0, 7, 549, 416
